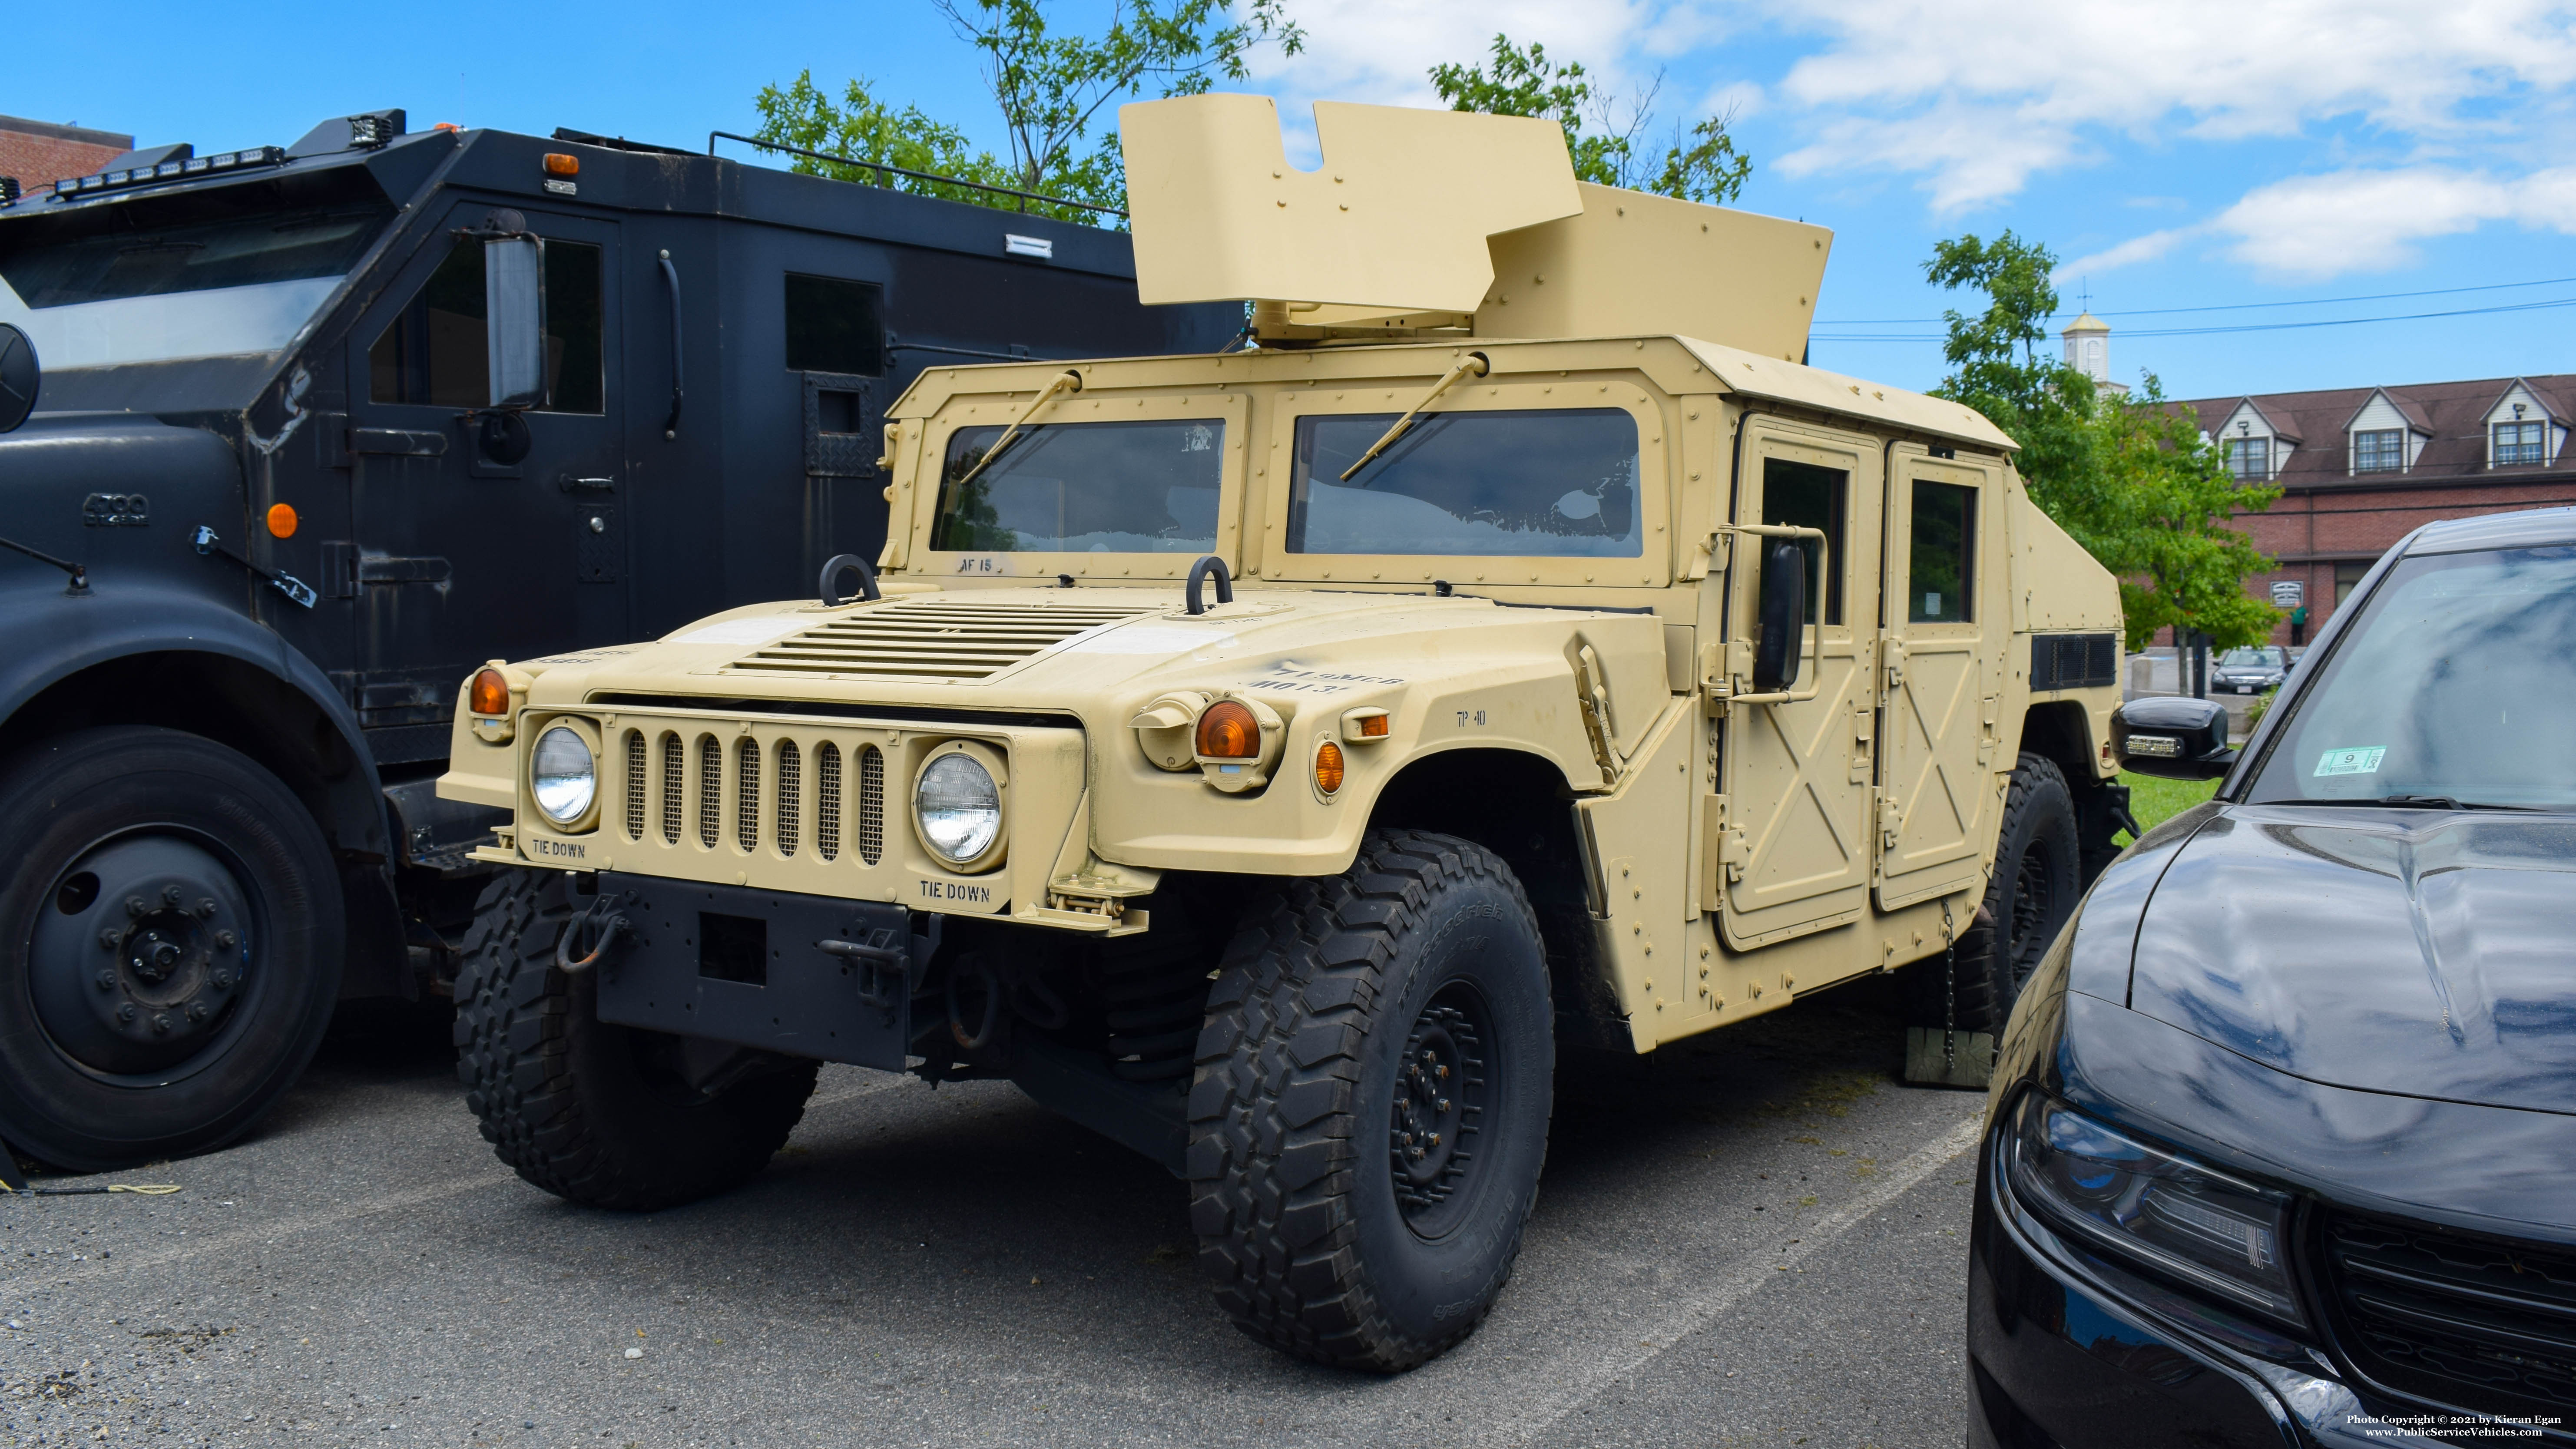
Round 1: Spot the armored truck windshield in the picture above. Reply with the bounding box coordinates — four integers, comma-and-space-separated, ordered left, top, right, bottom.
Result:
0, 168, 394, 370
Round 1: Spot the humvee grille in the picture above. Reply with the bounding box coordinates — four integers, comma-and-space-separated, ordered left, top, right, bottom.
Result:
696, 735, 721, 848
725, 599, 1163, 682
659, 733, 684, 844
775, 740, 801, 857
858, 745, 886, 865
735, 738, 761, 853
815, 743, 841, 861
623, 731, 646, 841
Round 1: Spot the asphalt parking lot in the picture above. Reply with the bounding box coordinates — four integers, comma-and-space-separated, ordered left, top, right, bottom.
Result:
0, 977, 1985, 1449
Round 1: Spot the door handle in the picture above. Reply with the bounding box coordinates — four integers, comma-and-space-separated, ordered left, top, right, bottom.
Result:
659, 249, 683, 440
559, 476, 617, 493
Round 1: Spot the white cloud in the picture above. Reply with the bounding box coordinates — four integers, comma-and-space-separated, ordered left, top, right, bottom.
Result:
2067, 165, 2576, 281
1760, 0, 2576, 210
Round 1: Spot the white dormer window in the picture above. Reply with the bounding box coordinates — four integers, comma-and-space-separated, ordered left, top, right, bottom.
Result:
2495, 420, 2546, 466
2226, 435, 2271, 480
2353, 429, 2405, 473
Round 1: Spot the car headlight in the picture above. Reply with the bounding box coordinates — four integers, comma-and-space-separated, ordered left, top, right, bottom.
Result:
530, 725, 597, 825
2006, 1092, 2304, 1327
914, 750, 1001, 866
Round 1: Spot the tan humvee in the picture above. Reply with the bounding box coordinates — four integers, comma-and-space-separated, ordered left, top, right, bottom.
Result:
437, 96, 2126, 1373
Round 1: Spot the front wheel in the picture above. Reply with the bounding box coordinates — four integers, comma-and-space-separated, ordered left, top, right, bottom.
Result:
1187, 830, 1554, 1372
0, 727, 344, 1169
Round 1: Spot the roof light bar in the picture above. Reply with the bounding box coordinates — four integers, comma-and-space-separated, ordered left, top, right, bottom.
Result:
50, 145, 285, 200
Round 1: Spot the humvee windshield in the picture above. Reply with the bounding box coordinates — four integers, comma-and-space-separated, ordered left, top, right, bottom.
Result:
0, 169, 394, 370
932, 418, 1224, 553
1286, 408, 1640, 557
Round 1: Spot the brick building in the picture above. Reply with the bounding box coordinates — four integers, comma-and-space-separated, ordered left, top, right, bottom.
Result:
2175, 374, 2576, 645
0, 115, 133, 195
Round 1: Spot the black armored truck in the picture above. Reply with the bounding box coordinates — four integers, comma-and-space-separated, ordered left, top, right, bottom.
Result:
0, 108, 1234, 1169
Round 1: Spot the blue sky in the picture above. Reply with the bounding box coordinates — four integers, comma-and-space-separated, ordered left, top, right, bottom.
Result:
13, 0, 2573, 407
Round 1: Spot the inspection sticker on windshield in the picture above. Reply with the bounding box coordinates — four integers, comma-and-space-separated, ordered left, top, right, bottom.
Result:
2314, 746, 2388, 777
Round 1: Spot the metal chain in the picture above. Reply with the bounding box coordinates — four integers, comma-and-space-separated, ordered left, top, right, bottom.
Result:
1942, 899, 1958, 1075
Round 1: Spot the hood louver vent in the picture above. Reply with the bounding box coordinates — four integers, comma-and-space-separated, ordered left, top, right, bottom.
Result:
725, 599, 1163, 682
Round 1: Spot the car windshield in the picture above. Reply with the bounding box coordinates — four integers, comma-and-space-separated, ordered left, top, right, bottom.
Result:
2219, 647, 2284, 668
2244, 545, 2576, 809
0, 170, 393, 369
1287, 407, 1641, 557
931, 418, 1223, 553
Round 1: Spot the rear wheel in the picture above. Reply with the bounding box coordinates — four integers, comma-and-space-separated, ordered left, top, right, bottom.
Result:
0, 727, 343, 1169
1947, 752, 2081, 1033
1187, 830, 1553, 1372
452, 869, 818, 1211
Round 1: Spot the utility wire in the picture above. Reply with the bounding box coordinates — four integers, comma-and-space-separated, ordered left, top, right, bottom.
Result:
1813, 294, 2576, 342
1815, 273, 2576, 327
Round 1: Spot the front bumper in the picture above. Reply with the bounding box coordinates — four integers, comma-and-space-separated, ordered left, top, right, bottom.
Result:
1968, 1131, 2463, 1449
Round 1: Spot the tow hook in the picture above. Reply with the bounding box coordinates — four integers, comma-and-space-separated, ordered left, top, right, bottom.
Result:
555, 893, 633, 974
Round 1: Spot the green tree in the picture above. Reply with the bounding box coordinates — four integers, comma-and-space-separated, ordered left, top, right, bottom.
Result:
1922, 231, 2280, 651
753, 0, 1303, 225
1428, 35, 1752, 205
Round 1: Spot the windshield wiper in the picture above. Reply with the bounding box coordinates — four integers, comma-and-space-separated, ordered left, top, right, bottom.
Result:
944, 368, 1082, 496
1339, 352, 1488, 484
2268, 794, 2548, 812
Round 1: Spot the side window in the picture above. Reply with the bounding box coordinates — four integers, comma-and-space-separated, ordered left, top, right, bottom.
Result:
367, 237, 604, 413
1759, 458, 1846, 626
1908, 480, 1976, 623
1285, 408, 1639, 557
784, 273, 884, 375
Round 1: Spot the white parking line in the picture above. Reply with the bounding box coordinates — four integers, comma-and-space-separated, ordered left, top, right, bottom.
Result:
1487, 1107, 1988, 1445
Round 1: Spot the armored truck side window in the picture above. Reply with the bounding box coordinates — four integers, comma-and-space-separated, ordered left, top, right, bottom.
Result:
1284, 408, 1640, 557
1759, 457, 1848, 625
1908, 479, 1976, 623
367, 236, 604, 412
783, 273, 885, 376
932, 419, 1224, 553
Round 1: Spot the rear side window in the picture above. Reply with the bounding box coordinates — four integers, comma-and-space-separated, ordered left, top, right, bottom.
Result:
367, 236, 603, 413
785, 273, 884, 375
933, 419, 1222, 553
1286, 408, 1640, 557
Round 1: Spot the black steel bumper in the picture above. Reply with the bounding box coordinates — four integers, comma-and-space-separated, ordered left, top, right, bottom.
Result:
589, 873, 923, 1072
1967, 1132, 2463, 1449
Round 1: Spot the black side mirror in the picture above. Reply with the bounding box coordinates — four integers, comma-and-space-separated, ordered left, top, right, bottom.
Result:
2112, 696, 2235, 780
484, 235, 548, 408
0, 323, 38, 434
1752, 537, 1806, 692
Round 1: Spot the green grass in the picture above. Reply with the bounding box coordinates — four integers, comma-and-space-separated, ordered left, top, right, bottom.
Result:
2118, 770, 2219, 843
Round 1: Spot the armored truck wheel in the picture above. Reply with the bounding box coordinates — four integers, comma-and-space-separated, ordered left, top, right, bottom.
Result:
0, 727, 344, 1170
1188, 830, 1553, 1372
1949, 752, 2082, 1033
453, 870, 818, 1211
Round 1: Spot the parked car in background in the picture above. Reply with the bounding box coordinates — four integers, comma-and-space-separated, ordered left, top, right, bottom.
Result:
2209, 645, 2288, 694
1969, 506, 2576, 1448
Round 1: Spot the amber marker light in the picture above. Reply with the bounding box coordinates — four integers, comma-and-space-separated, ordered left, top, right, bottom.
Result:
469, 667, 511, 717
265, 503, 298, 538
1196, 700, 1261, 759
543, 153, 580, 176
1358, 715, 1389, 738
1314, 740, 1346, 795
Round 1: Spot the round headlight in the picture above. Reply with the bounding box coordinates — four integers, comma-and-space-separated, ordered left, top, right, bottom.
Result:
531, 726, 596, 824
915, 752, 1000, 865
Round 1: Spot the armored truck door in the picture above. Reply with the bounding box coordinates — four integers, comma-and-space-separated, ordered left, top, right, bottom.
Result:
1873, 444, 2006, 911
344, 204, 627, 747
1714, 419, 1884, 950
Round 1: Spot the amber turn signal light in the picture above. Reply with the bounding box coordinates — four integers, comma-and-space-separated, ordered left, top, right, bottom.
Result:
469, 667, 511, 717
264, 503, 298, 539
1196, 700, 1261, 759
543, 153, 579, 176
1314, 740, 1346, 795
1357, 714, 1388, 738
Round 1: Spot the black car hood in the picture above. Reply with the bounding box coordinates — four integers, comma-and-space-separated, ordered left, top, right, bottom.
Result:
2129, 805, 2576, 1117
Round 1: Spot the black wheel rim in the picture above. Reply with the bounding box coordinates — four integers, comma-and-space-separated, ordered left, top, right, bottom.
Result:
1389, 981, 1493, 1240
2006, 842, 2060, 991
25, 829, 265, 1082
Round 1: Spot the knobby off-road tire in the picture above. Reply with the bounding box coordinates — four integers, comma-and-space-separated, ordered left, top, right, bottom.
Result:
453, 869, 817, 1211
0, 727, 343, 1170
1946, 752, 2081, 1034
1187, 830, 1554, 1372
